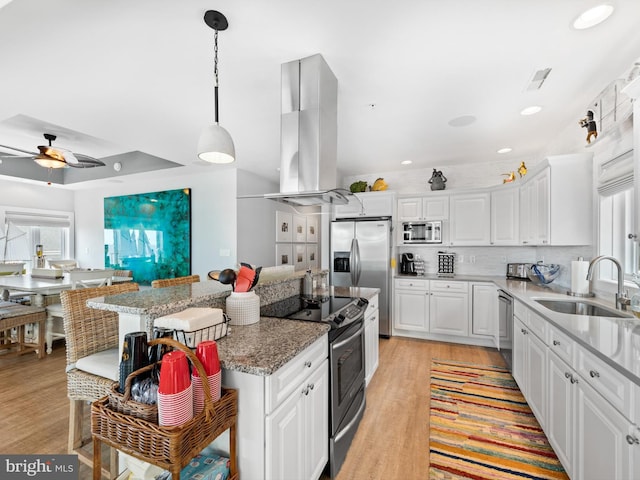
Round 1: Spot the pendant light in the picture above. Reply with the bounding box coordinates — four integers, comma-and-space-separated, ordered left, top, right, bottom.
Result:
198, 10, 235, 164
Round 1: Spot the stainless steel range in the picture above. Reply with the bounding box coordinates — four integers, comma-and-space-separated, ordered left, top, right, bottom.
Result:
260, 293, 368, 478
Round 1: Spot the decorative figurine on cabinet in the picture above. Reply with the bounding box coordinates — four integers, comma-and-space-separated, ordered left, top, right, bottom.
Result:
518, 161, 527, 177
579, 110, 598, 144
502, 172, 516, 183
428, 169, 447, 191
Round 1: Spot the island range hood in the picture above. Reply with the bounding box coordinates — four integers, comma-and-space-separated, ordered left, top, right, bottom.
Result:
263, 54, 349, 206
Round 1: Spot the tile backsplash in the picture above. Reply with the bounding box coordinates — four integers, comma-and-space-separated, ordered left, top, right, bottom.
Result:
397, 245, 594, 290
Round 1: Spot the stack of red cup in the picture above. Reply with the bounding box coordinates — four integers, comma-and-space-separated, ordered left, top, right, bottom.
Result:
157, 350, 193, 426
192, 340, 221, 414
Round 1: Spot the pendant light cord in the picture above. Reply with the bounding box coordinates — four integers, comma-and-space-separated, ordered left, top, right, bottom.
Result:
214, 29, 220, 124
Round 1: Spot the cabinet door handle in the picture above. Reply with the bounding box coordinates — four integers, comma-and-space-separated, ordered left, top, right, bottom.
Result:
309, 383, 315, 391
521, 328, 528, 334
304, 361, 312, 368
589, 370, 600, 378
553, 340, 560, 346
564, 372, 572, 379
570, 376, 579, 384
626, 435, 639, 445
302, 386, 310, 396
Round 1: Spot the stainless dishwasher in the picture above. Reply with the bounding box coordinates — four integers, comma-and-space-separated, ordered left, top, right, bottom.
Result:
497, 289, 514, 371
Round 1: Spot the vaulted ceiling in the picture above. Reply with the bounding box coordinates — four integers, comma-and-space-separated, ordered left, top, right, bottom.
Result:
1, 0, 639, 188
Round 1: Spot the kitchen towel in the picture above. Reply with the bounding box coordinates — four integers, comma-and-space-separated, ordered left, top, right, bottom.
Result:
571, 260, 590, 294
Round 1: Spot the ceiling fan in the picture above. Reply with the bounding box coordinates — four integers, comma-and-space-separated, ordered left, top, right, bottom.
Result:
0, 133, 106, 169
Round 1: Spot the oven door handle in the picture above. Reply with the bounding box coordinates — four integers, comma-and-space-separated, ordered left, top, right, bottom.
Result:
332, 322, 364, 350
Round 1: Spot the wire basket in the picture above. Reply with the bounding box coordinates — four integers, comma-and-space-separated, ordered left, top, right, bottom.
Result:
153, 313, 229, 349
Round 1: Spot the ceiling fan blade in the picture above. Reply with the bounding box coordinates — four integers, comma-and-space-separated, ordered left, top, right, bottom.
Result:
66, 155, 106, 168
0, 154, 34, 159
0, 144, 38, 156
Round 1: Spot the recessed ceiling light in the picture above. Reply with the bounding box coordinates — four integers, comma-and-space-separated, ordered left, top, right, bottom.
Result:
520, 106, 542, 116
401, 160, 412, 165
573, 4, 614, 30
497, 147, 512, 154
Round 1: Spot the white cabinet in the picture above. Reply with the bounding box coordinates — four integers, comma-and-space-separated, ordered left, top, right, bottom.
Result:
449, 192, 491, 245
221, 335, 329, 480
519, 154, 592, 245
512, 310, 547, 427
470, 283, 498, 338
547, 350, 575, 478
266, 359, 329, 480
364, 294, 379, 386
398, 195, 449, 221
490, 186, 519, 245
393, 279, 429, 332
335, 191, 394, 218
429, 280, 469, 337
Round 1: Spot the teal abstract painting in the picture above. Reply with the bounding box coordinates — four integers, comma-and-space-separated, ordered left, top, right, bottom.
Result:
104, 188, 191, 285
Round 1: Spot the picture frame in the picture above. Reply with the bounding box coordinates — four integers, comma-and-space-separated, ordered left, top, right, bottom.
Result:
306, 215, 318, 243
275, 243, 293, 266
306, 244, 318, 269
293, 214, 306, 243
294, 243, 306, 271
276, 211, 293, 243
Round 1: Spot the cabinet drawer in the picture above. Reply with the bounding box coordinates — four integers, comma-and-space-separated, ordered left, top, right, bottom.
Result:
395, 278, 428, 290
265, 335, 328, 414
576, 344, 632, 421
365, 294, 379, 318
527, 310, 547, 342
430, 280, 468, 293
548, 324, 573, 365
514, 300, 528, 322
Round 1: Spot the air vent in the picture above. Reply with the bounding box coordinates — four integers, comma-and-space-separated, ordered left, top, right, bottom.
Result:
525, 68, 552, 91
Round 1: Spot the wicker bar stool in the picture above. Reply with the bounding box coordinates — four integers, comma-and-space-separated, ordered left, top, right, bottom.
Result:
61, 282, 139, 479
151, 274, 200, 288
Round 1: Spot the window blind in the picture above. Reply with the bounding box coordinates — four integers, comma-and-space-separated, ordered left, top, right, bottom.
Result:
597, 149, 634, 196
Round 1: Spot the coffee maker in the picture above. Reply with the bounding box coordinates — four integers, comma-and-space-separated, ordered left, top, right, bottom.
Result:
400, 253, 417, 275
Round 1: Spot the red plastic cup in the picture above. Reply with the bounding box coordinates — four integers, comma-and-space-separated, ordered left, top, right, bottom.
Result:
194, 340, 220, 377
158, 350, 191, 394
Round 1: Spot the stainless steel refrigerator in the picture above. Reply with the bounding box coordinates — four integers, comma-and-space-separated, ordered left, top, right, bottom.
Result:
330, 217, 391, 337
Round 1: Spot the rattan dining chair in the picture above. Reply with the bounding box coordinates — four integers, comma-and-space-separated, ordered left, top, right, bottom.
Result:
150, 274, 200, 288
61, 282, 139, 479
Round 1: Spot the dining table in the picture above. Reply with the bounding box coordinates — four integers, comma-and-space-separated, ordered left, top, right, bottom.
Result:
0, 270, 132, 306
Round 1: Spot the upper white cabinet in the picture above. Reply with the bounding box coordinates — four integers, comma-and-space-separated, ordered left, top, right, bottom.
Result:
397, 195, 449, 221
334, 191, 395, 218
449, 192, 491, 246
520, 154, 592, 246
490, 186, 520, 245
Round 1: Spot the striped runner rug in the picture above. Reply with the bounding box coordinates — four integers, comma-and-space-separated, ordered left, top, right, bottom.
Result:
429, 360, 568, 480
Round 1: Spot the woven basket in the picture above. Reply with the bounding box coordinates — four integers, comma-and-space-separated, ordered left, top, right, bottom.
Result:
91, 338, 238, 477
108, 362, 159, 424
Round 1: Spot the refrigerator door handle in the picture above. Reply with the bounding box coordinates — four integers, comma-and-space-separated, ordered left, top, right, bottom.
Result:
349, 238, 356, 285
353, 238, 361, 285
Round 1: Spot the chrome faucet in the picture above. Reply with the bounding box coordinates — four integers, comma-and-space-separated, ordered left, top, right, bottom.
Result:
586, 255, 630, 311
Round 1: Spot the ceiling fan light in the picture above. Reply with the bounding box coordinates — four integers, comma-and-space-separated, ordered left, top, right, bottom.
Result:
198, 123, 235, 164
34, 155, 67, 169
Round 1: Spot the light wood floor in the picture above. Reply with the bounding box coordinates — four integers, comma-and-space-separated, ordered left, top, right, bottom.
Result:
1, 336, 504, 480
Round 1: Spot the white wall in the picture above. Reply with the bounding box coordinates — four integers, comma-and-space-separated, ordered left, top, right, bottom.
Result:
0, 178, 74, 211
73, 168, 237, 279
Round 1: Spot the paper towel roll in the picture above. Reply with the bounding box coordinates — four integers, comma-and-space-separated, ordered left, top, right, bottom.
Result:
571, 260, 590, 294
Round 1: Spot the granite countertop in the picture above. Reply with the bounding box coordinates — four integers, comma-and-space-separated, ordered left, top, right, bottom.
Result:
216, 317, 330, 376
399, 272, 640, 386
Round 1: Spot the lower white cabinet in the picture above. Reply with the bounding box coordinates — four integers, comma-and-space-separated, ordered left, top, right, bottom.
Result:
429, 280, 469, 337
512, 316, 547, 427
470, 282, 498, 338
394, 279, 429, 332
266, 359, 329, 480
364, 294, 379, 386
513, 303, 640, 479
220, 335, 329, 480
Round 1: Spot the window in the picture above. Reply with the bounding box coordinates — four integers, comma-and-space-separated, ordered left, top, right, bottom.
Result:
0, 207, 74, 269
597, 150, 635, 284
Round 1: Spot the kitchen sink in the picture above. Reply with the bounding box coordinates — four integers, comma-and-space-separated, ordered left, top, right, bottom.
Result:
534, 299, 630, 318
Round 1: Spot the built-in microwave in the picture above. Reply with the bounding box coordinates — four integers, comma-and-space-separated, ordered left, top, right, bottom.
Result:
402, 220, 442, 244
